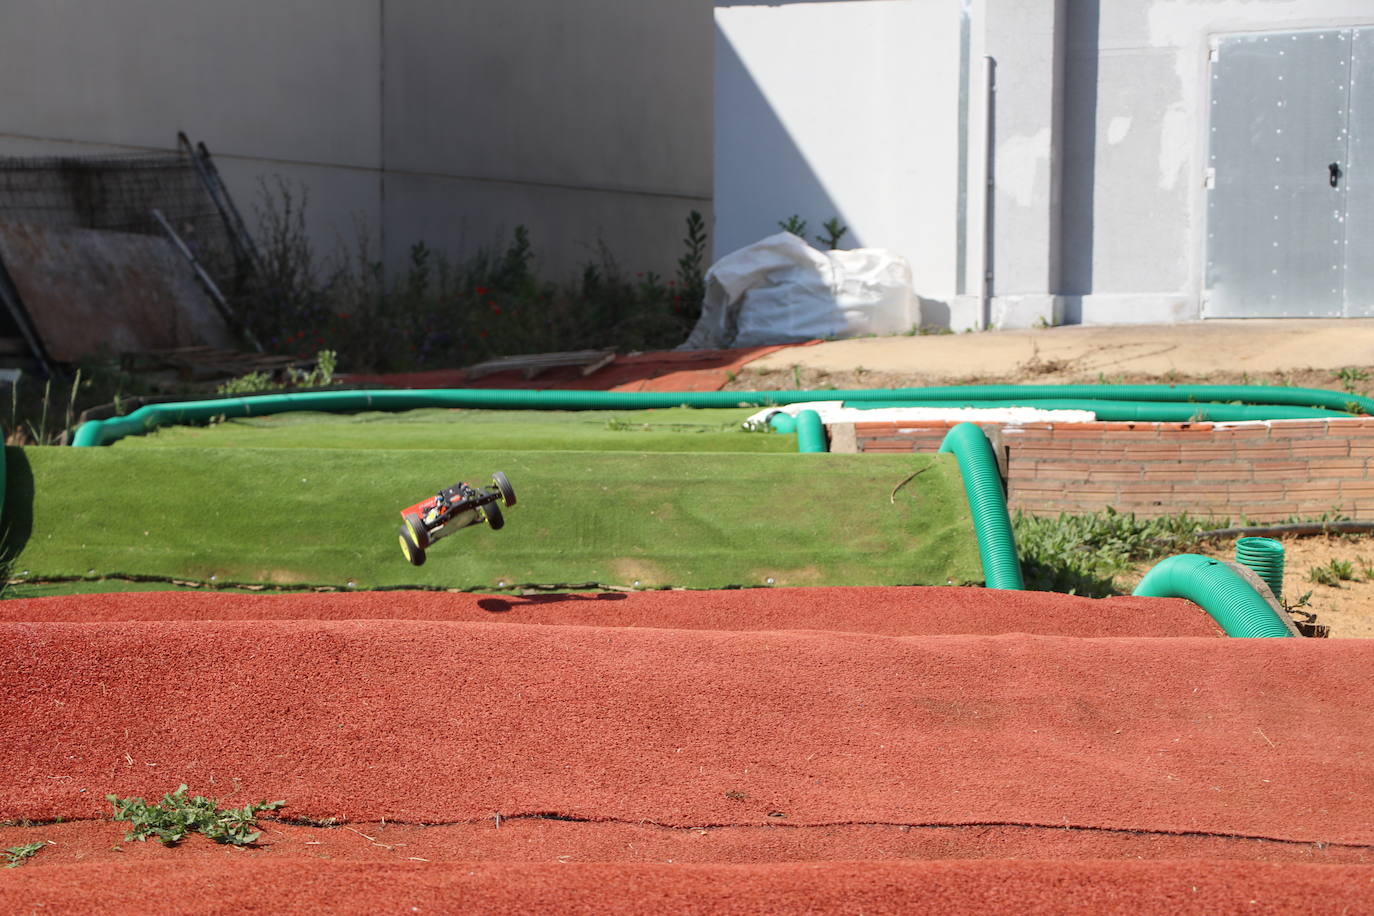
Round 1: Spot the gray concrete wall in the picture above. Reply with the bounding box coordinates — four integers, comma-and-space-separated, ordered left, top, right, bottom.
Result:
0, 0, 713, 283
1058, 0, 1374, 325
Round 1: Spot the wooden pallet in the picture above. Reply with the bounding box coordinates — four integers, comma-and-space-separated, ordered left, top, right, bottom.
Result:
464, 348, 616, 380
121, 346, 315, 381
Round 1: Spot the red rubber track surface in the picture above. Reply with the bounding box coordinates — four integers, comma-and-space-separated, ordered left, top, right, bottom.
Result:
4, 588, 1369, 912
3, 859, 1371, 915
0, 586, 1223, 638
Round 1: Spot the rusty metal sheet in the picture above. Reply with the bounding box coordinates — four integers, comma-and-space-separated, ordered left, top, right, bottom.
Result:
0, 220, 236, 363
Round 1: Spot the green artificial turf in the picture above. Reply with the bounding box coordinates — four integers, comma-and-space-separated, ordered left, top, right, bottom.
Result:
3, 446, 981, 592
109, 407, 797, 453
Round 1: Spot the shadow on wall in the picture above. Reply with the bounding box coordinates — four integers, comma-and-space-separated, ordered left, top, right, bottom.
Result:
713, 19, 858, 258
1058, 0, 1100, 323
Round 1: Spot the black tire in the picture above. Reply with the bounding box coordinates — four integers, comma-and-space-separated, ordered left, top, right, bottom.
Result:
398, 525, 427, 566
492, 471, 516, 507
484, 500, 505, 531
402, 511, 430, 548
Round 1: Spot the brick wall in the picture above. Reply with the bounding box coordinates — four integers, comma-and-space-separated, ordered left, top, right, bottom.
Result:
850, 418, 1374, 522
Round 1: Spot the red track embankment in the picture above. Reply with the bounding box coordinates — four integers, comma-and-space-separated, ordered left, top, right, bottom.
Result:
3, 617, 1368, 842
4, 859, 1370, 915
0, 586, 1223, 638
4, 588, 1369, 913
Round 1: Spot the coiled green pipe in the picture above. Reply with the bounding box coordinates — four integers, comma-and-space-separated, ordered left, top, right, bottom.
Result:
1132, 554, 1293, 637
768, 412, 797, 434
1235, 537, 1285, 602
71, 382, 1369, 447
795, 410, 827, 453
939, 422, 1023, 590
842, 399, 1348, 422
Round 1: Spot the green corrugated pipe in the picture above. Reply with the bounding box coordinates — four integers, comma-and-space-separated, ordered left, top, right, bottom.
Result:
795, 410, 827, 452
842, 399, 1348, 422
939, 422, 1023, 590
1132, 554, 1293, 637
1235, 537, 1285, 602
71, 383, 1370, 447
768, 412, 797, 434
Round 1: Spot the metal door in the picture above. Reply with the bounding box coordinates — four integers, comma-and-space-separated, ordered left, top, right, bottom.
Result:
1204, 30, 1351, 317
1346, 28, 1374, 315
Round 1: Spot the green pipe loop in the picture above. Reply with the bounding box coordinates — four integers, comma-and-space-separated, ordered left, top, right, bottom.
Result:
768, 411, 797, 434
795, 410, 827, 453
1132, 554, 1293, 637
72, 383, 1370, 447
1234, 537, 1285, 602
939, 422, 1023, 590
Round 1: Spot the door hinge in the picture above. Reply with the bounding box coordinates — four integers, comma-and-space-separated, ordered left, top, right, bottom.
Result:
1204, 168, 1216, 190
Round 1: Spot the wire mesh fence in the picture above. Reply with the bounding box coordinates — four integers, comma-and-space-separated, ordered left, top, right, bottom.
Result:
0, 149, 249, 296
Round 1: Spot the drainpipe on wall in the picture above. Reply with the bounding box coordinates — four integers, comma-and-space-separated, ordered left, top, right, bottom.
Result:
980, 55, 996, 331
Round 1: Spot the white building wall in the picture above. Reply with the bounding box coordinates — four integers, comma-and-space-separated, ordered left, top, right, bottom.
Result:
0, 1, 713, 282
714, 0, 963, 319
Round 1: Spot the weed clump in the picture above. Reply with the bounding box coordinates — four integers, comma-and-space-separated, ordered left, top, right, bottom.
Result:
106, 785, 284, 847
3, 842, 44, 867
1013, 507, 1209, 597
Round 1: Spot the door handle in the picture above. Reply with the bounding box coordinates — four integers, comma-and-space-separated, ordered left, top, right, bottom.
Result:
1330, 162, 1342, 188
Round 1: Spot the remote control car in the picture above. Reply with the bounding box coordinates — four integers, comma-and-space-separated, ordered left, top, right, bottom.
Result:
397, 471, 516, 566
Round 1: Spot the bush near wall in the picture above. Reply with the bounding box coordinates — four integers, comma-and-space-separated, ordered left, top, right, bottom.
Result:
852, 418, 1374, 523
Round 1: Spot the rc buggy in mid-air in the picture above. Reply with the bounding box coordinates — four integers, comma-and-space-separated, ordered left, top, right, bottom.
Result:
397, 471, 516, 566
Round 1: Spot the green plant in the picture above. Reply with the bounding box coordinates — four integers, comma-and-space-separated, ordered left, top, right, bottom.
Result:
815, 217, 849, 250
778, 215, 808, 238
791, 365, 804, 389
1332, 366, 1370, 393
1308, 559, 1356, 588
3, 842, 44, 867
1013, 508, 1211, 597
676, 210, 708, 318
216, 350, 337, 396
106, 785, 284, 847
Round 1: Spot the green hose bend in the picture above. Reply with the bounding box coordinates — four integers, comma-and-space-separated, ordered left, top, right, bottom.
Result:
939, 422, 1023, 590
1132, 554, 1293, 637
795, 410, 827, 453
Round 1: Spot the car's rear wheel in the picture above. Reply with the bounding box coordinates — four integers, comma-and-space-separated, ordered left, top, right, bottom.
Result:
484, 500, 505, 531
399, 526, 426, 566
492, 471, 516, 507
402, 511, 430, 548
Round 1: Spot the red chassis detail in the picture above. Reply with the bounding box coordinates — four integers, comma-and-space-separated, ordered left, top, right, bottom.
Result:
396, 472, 516, 565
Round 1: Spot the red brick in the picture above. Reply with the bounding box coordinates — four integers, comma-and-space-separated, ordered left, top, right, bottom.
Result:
1290, 443, 1351, 457
1117, 483, 1174, 497
1268, 420, 1336, 436
1351, 444, 1374, 457
1195, 464, 1253, 482
1252, 461, 1310, 479
1086, 468, 1142, 482
1284, 481, 1344, 497
1233, 443, 1295, 460
1178, 445, 1236, 460
1158, 425, 1216, 437
1014, 447, 1079, 460
1339, 480, 1374, 495
1212, 426, 1270, 439
1141, 467, 1200, 482
1120, 446, 1187, 460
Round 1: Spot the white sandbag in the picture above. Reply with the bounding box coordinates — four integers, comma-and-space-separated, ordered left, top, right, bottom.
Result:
680, 232, 919, 350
